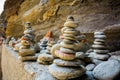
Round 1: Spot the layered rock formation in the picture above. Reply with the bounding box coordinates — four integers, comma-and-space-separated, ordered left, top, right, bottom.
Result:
0, 0, 120, 51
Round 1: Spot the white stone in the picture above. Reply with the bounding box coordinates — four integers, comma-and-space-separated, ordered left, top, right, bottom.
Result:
94, 31, 104, 35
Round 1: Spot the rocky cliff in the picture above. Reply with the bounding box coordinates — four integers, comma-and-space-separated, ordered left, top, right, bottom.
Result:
1, 0, 120, 51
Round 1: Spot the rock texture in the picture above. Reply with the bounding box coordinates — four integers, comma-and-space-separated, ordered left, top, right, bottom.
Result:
0, 0, 120, 50
93, 60, 120, 80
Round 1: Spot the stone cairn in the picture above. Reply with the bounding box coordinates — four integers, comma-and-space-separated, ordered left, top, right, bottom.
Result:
37, 31, 55, 65
90, 31, 109, 61
49, 16, 86, 80
18, 22, 37, 62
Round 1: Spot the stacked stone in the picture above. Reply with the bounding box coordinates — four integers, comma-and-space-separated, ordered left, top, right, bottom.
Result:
46, 41, 55, 52
49, 16, 86, 80
37, 31, 55, 65
18, 22, 37, 62
91, 31, 109, 60
39, 40, 48, 50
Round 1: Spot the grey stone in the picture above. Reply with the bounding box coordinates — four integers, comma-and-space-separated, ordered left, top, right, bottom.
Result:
49, 64, 86, 80
95, 39, 105, 42
93, 60, 120, 80
94, 35, 107, 39
93, 49, 109, 54
109, 55, 120, 61
86, 64, 96, 71
76, 52, 85, 59
92, 44, 106, 49
94, 31, 104, 35
60, 47, 75, 54
89, 52, 109, 60
54, 59, 84, 67
91, 58, 105, 65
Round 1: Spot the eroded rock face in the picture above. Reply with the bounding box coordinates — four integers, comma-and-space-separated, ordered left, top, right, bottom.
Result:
1, 0, 120, 50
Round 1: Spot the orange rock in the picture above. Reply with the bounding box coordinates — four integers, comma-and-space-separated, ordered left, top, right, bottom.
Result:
43, 31, 54, 41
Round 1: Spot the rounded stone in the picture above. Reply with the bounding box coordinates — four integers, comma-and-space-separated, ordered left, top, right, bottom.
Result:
86, 64, 96, 71
60, 42, 75, 50
19, 56, 37, 62
64, 21, 78, 28
50, 44, 61, 57
94, 31, 104, 35
60, 47, 75, 54
19, 49, 35, 57
63, 39, 75, 44
92, 44, 106, 49
94, 35, 107, 39
94, 49, 109, 54
38, 54, 54, 61
49, 64, 86, 80
55, 50, 75, 60
93, 60, 120, 80
54, 59, 82, 67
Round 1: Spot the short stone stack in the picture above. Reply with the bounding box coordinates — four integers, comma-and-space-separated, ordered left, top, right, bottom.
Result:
37, 31, 55, 65
49, 16, 86, 80
18, 22, 37, 62
90, 31, 109, 61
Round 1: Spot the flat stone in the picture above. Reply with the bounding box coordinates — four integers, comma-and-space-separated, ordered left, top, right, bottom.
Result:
55, 50, 75, 60
94, 35, 107, 39
37, 54, 54, 61
19, 49, 35, 57
93, 60, 120, 80
86, 64, 96, 71
64, 30, 78, 35
64, 36, 76, 41
89, 52, 109, 60
60, 42, 75, 50
54, 59, 83, 67
60, 47, 75, 54
63, 33, 76, 38
18, 55, 37, 62
92, 44, 106, 49
64, 21, 78, 28
63, 39, 75, 44
95, 39, 105, 42
49, 64, 86, 80
94, 41, 105, 45
94, 31, 105, 35
94, 49, 109, 54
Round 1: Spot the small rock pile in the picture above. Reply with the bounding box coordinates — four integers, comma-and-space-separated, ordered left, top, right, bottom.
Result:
18, 22, 37, 62
89, 31, 109, 61
37, 31, 55, 65
49, 16, 86, 80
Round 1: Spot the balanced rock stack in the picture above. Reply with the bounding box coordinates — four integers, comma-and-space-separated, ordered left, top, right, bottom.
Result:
18, 22, 37, 62
49, 16, 86, 80
90, 31, 109, 61
47, 41, 55, 52
37, 31, 55, 65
